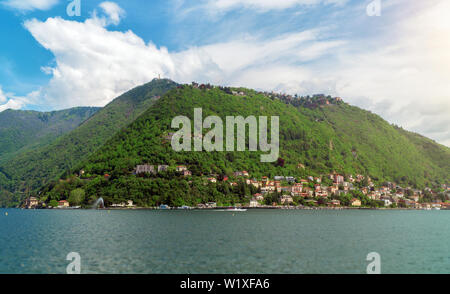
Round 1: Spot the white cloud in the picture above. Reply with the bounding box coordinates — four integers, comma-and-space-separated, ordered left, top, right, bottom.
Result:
331, 0, 450, 147
0, 86, 31, 112
211, 0, 347, 10
177, 30, 344, 84
96, 1, 126, 26
24, 16, 175, 108
1, 0, 59, 11
176, 0, 348, 15
0, 99, 25, 112
23, 13, 340, 109
18, 0, 450, 146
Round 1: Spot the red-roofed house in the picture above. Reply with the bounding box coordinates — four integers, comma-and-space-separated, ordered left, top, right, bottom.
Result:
58, 200, 70, 208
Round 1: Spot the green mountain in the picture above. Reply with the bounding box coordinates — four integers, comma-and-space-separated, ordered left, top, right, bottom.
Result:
38, 84, 450, 208
0, 107, 99, 162
0, 78, 178, 206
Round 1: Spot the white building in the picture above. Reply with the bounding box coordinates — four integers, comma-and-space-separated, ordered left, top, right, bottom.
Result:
249, 199, 259, 208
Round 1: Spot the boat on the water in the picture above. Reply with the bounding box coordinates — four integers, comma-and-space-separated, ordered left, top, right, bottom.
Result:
226, 207, 247, 212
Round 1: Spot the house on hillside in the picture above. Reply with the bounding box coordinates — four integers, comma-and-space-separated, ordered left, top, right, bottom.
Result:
286, 176, 296, 183
261, 186, 270, 194
328, 186, 338, 195
292, 183, 302, 193
158, 165, 169, 172
314, 184, 321, 192
333, 174, 344, 184
315, 190, 328, 198
351, 198, 361, 207
280, 195, 293, 205
409, 195, 419, 202
249, 199, 259, 208
182, 170, 192, 177
58, 200, 70, 208
329, 199, 341, 207
267, 182, 276, 192
135, 165, 155, 175
25, 197, 39, 209
250, 179, 260, 188
233, 171, 249, 177
176, 165, 188, 172
254, 193, 264, 201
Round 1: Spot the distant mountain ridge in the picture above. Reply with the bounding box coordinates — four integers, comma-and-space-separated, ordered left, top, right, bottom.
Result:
0, 107, 100, 162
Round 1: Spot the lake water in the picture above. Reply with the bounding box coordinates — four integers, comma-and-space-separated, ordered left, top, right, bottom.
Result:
0, 209, 449, 274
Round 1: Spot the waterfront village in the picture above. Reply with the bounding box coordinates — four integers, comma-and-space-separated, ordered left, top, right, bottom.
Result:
24, 163, 450, 210
20, 83, 450, 211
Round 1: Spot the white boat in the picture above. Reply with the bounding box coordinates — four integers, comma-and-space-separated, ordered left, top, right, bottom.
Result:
226, 207, 247, 212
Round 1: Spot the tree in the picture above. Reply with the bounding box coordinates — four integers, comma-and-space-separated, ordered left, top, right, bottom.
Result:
49, 200, 59, 208
68, 188, 86, 206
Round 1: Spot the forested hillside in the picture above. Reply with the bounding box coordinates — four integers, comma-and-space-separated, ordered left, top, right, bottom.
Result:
0, 79, 177, 206
0, 107, 99, 162
38, 84, 450, 207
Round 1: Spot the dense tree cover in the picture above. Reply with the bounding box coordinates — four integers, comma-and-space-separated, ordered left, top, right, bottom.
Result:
37, 85, 449, 207
40, 174, 259, 207
0, 107, 99, 163
68, 188, 86, 206
0, 79, 178, 207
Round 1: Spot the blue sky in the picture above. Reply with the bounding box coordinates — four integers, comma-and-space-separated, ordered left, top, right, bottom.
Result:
0, 0, 449, 146
0, 0, 366, 96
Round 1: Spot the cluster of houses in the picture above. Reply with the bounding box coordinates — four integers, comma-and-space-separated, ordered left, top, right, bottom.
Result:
24, 197, 70, 209
24, 161, 448, 209
190, 82, 246, 96
134, 164, 192, 177
232, 172, 365, 207
24, 196, 135, 210
132, 163, 449, 209
187, 82, 343, 109
249, 173, 448, 209
260, 92, 343, 108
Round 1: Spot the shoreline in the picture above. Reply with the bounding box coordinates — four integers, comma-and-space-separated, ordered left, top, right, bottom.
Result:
9, 206, 446, 211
